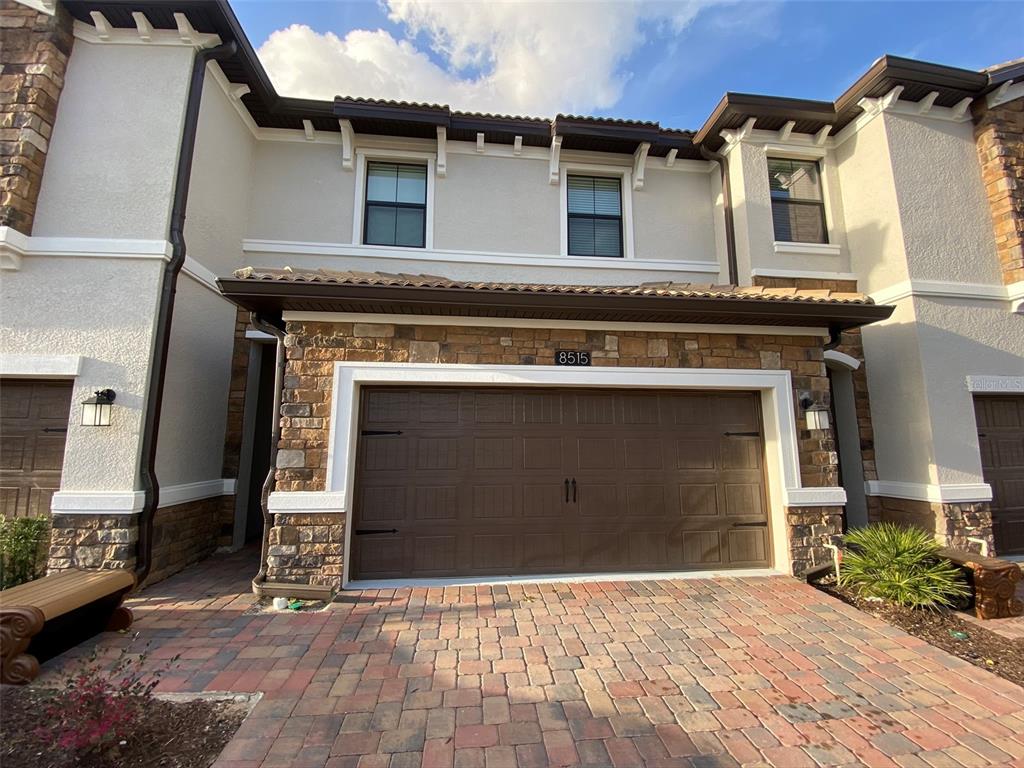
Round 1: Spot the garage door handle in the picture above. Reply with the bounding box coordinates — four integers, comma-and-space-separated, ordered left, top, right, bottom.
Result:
361, 430, 403, 436
731, 521, 767, 527
355, 528, 398, 535
564, 479, 570, 503
42, 427, 68, 433
724, 431, 760, 437
571, 478, 577, 503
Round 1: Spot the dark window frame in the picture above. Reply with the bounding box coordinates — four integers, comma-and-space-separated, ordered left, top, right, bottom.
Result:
566, 174, 624, 258
363, 160, 428, 248
767, 157, 829, 245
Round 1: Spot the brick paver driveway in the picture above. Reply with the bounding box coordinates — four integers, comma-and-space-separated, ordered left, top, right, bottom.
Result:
40, 549, 1024, 768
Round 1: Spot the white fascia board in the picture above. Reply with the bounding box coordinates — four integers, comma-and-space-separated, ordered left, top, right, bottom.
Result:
0, 354, 82, 378
281, 311, 830, 338
241, 239, 721, 276
865, 480, 993, 504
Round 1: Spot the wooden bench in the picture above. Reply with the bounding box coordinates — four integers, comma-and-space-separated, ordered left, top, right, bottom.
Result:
939, 548, 1023, 620
0, 569, 135, 684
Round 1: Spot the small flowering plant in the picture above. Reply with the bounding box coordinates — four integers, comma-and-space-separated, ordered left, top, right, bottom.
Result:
34, 636, 179, 755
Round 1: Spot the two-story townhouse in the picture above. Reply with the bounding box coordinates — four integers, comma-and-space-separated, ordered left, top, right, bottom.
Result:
0, 0, 1019, 594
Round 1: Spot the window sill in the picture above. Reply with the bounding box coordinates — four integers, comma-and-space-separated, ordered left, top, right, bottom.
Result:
773, 241, 841, 257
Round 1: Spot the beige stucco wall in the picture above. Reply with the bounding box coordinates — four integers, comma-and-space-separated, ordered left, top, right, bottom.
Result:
32, 41, 193, 239
912, 296, 1024, 485
633, 167, 718, 263
0, 257, 163, 491
884, 113, 1001, 284
247, 140, 355, 244
834, 116, 911, 293
433, 153, 559, 255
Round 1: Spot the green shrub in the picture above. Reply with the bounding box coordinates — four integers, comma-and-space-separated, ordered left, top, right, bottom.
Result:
839, 523, 969, 609
0, 516, 50, 590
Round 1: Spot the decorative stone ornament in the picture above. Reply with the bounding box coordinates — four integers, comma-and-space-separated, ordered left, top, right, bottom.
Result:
81, 389, 115, 427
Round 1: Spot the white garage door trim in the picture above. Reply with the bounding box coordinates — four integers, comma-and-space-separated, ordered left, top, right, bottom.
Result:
275, 362, 846, 587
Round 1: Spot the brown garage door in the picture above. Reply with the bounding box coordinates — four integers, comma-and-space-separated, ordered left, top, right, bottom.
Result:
351, 387, 770, 580
1, 380, 73, 518
975, 395, 1024, 556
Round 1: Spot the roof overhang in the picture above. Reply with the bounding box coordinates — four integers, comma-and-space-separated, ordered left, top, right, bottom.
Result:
217, 278, 894, 332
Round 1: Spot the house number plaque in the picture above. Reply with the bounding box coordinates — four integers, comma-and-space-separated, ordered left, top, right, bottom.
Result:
555, 351, 591, 366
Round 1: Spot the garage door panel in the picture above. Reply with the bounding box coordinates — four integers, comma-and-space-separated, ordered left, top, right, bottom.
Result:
413, 486, 458, 520
1, 380, 72, 519
728, 528, 769, 564
365, 390, 410, 423
974, 395, 1024, 556
679, 484, 720, 517
472, 485, 516, 519
352, 387, 771, 579
683, 531, 722, 565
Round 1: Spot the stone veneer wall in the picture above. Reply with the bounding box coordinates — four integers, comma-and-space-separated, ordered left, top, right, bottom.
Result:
48, 496, 225, 587
973, 95, 1024, 286
0, 0, 73, 234
267, 320, 844, 587
877, 497, 994, 554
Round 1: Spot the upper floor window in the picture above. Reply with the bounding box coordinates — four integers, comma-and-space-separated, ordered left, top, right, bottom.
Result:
567, 175, 623, 258
768, 157, 827, 244
364, 161, 427, 247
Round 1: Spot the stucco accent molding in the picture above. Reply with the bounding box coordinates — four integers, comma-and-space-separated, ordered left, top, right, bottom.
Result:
869, 279, 1021, 307
966, 375, 1024, 393
865, 480, 993, 503
786, 488, 848, 506
750, 267, 857, 281
267, 491, 347, 514
0, 354, 82, 378
824, 350, 861, 371
242, 239, 721, 277
771, 242, 843, 258
51, 479, 236, 515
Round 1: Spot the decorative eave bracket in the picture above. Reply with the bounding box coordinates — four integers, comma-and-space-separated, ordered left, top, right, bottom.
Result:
339, 120, 355, 170
435, 126, 447, 177
719, 117, 757, 157
548, 135, 562, 184
632, 142, 651, 190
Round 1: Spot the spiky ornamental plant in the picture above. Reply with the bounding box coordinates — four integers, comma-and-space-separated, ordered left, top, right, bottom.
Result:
839, 523, 969, 609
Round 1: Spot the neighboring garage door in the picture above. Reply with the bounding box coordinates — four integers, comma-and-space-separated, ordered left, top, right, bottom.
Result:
975, 395, 1024, 556
0, 380, 73, 518
351, 387, 770, 580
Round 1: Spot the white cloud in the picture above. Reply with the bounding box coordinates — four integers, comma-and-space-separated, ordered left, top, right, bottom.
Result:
255, 0, 712, 117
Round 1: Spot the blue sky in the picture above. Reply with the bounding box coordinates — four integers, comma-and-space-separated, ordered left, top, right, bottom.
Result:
231, 0, 1022, 130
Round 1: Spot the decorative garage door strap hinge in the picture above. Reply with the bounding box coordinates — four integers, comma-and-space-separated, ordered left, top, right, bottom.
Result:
355, 528, 399, 535
723, 431, 760, 437
731, 521, 768, 527
360, 430, 404, 436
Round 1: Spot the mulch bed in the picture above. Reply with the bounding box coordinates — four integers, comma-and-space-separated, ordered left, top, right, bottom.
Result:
816, 578, 1024, 688
0, 687, 247, 768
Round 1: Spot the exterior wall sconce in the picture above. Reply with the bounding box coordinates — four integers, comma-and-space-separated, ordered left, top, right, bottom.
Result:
81, 389, 116, 427
800, 395, 830, 432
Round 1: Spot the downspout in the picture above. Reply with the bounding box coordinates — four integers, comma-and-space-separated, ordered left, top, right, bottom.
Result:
133, 40, 237, 586
699, 145, 739, 286
249, 314, 286, 595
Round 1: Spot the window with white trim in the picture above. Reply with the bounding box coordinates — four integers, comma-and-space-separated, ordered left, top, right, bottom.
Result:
363, 161, 427, 248
768, 157, 827, 244
567, 175, 623, 258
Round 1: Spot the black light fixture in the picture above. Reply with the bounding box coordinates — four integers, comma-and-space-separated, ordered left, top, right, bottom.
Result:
81, 389, 116, 427
799, 394, 830, 432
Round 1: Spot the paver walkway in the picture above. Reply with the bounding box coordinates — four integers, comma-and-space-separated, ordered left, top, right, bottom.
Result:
39, 549, 1024, 768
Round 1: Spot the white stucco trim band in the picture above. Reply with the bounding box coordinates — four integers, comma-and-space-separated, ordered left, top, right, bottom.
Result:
312, 361, 842, 586
870, 279, 1022, 306
267, 491, 347, 514
281, 311, 831, 339
51, 479, 236, 515
966, 375, 1024, 393
864, 480, 993, 503
770, 243, 843, 259
243, 239, 721, 277
0, 353, 82, 378
0, 229, 173, 262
